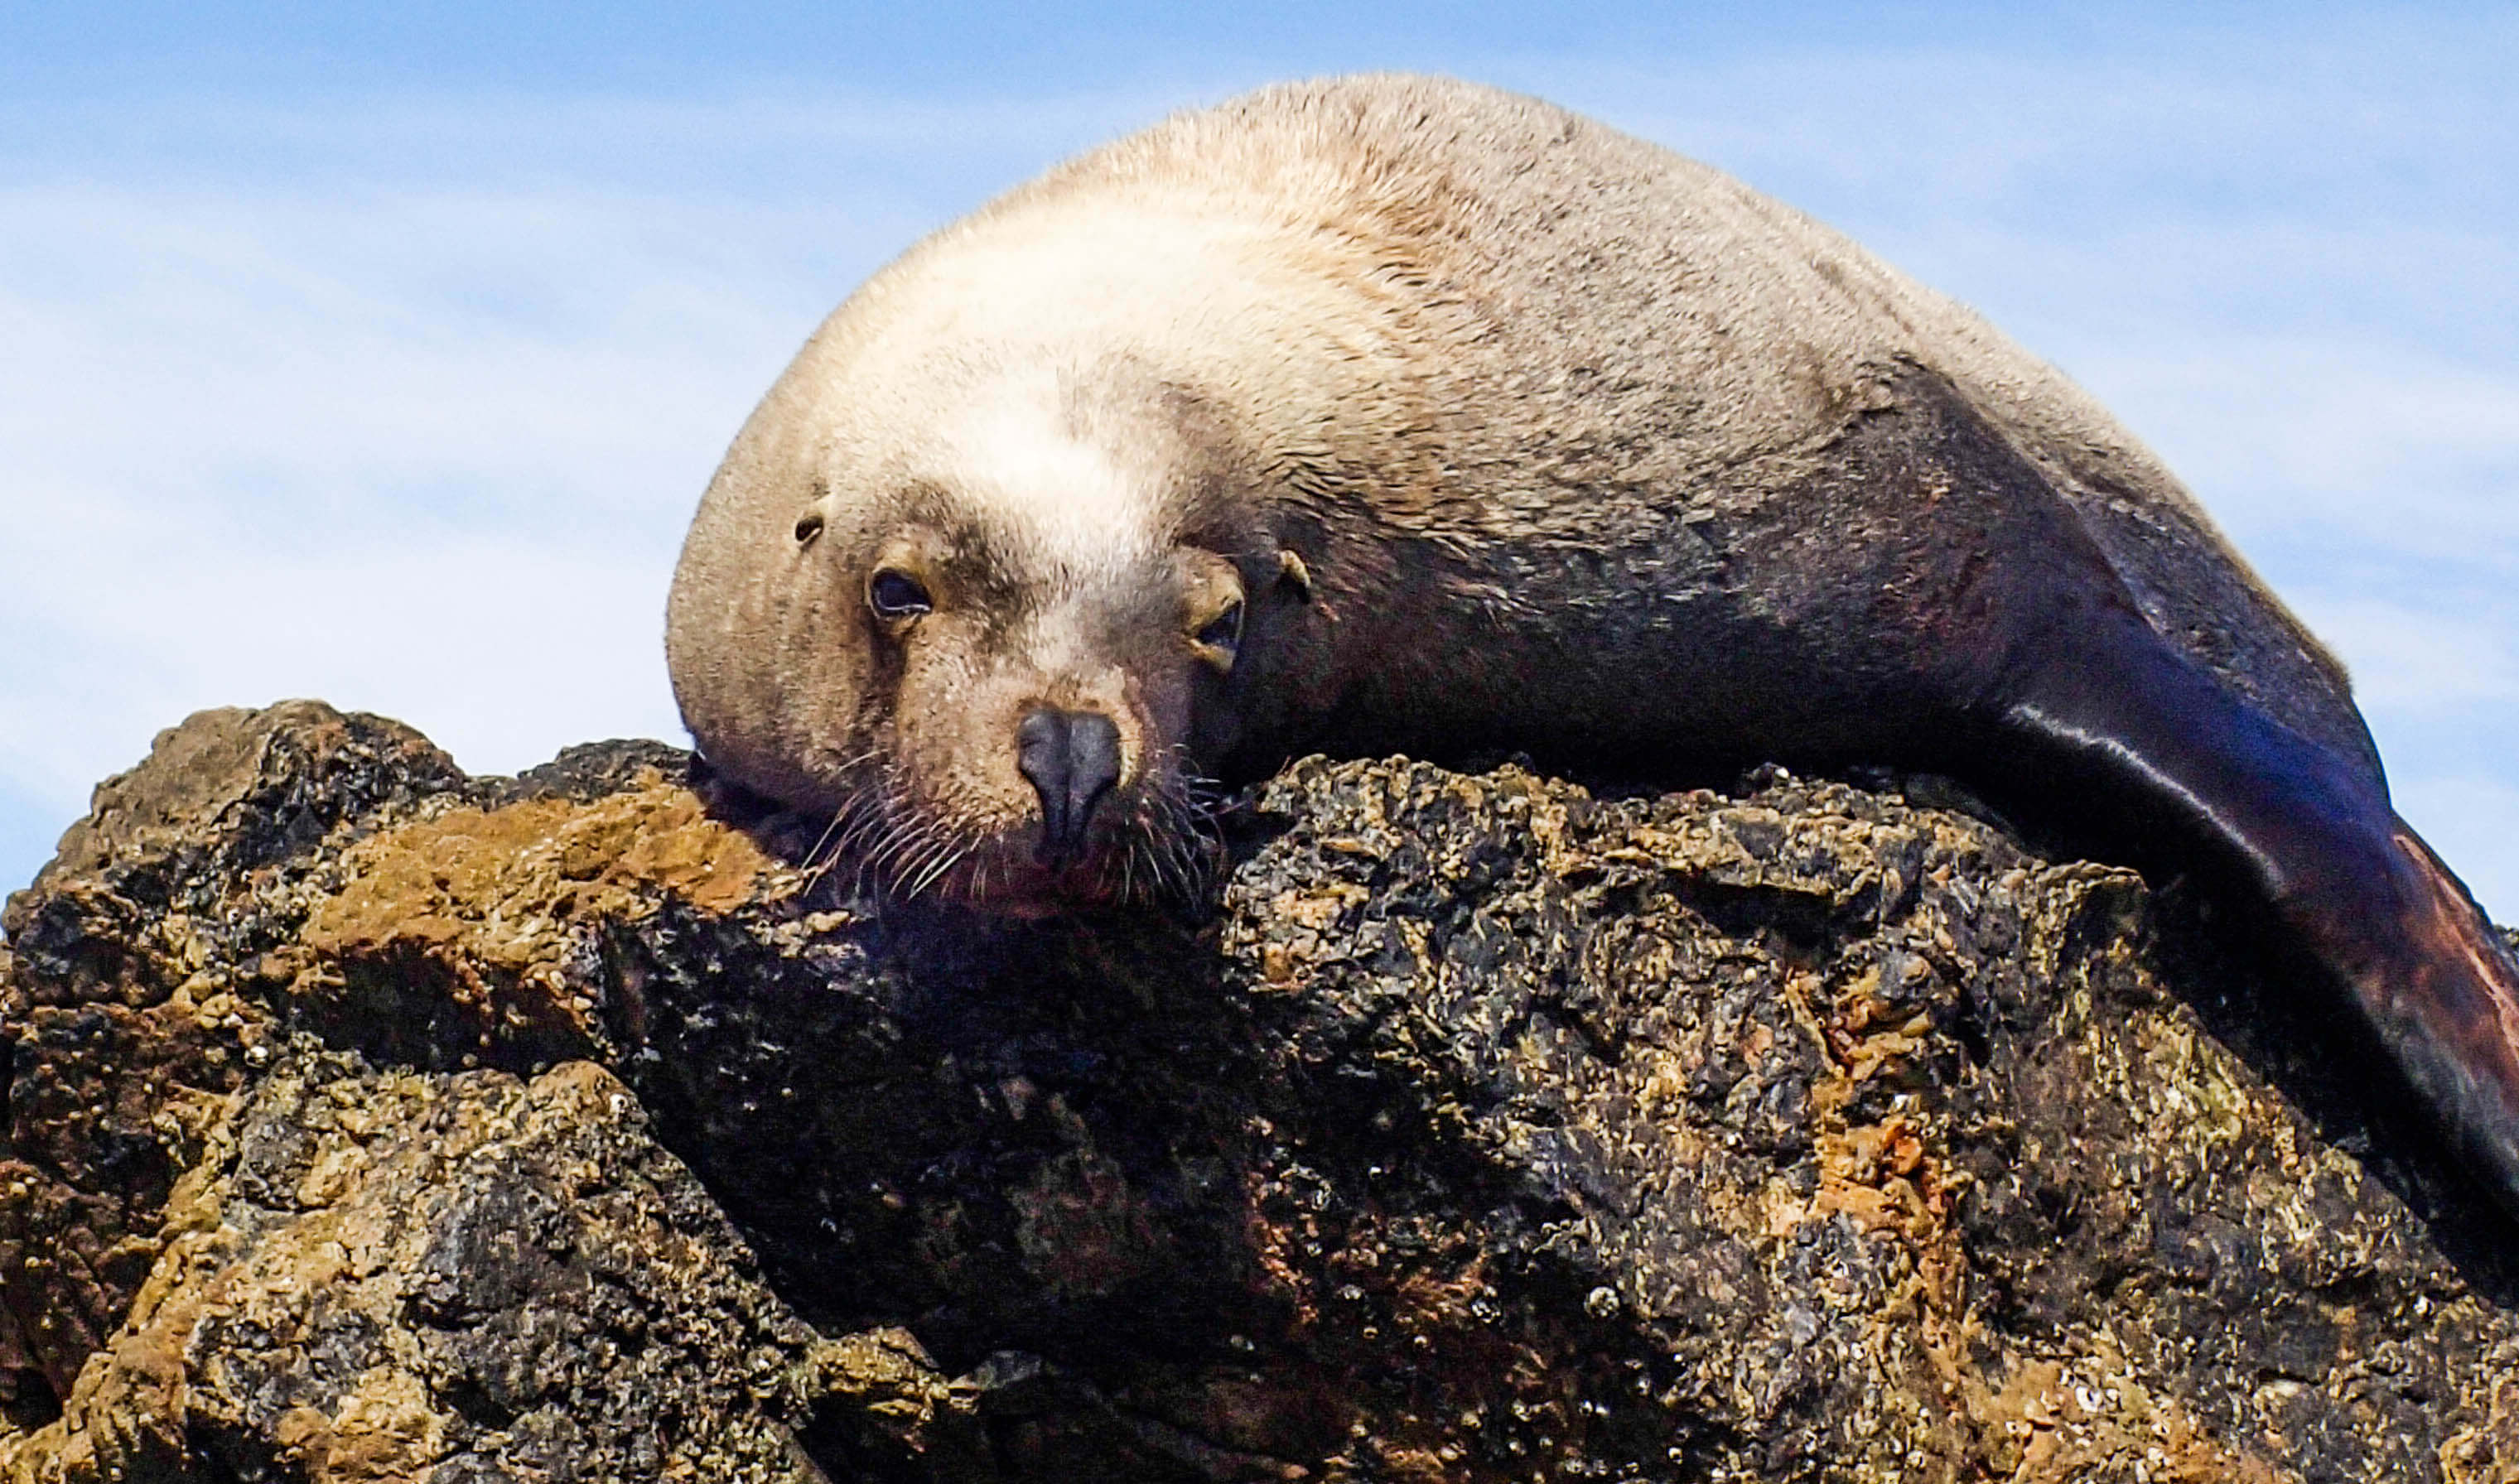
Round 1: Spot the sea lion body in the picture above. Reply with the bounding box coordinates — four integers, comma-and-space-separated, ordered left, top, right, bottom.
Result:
666, 75, 2519, 1212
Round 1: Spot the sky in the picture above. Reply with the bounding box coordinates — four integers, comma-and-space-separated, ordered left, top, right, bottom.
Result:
2, 4, 2513, 916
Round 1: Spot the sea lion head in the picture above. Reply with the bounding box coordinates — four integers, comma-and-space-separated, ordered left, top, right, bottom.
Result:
668, 343, 1314, 914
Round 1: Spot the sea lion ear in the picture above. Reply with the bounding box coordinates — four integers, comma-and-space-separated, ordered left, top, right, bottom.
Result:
792, 485, 837, 547
1276, 548, 1313, 600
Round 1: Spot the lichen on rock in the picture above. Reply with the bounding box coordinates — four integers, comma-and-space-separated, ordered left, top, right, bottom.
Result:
3, 701, 2516, 1482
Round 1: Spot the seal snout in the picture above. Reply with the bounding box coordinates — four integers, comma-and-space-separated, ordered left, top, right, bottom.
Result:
1016, 706, 1123, 865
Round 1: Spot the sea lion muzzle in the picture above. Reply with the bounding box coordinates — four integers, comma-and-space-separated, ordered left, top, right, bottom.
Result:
1017, 706, 1122, 865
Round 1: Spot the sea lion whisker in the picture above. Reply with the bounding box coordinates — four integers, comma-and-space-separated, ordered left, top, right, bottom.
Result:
805, 792, 890, 883
797, 812, 848, 877
862, 818, 939, 891
903, 842, 973, 902
828, 807, 895, 872
869, 795, 951, 883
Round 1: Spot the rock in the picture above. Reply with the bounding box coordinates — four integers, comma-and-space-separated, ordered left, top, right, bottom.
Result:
3, 701, 2517, 1482
24, 1054, 900, 1483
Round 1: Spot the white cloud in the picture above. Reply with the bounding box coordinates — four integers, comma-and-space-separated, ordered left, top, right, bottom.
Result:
0, 196, 825, 863
0, 489, 686, 798
0, 186, 851, 521
2066, 336, 2519, 563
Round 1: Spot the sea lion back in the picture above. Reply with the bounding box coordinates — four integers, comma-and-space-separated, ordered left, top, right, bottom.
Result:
1027, 74, 2375, 778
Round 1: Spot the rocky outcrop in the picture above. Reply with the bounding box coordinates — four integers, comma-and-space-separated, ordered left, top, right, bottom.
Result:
2, 701, 2515, 1482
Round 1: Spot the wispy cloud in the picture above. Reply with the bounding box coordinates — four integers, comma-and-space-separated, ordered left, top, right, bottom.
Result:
0, 185, 826, 802
2290, 595, 2519, 714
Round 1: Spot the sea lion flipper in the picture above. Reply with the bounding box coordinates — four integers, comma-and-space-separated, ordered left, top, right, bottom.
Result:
2366, 830, 2519, 1200
2000, 610, 2519, 1212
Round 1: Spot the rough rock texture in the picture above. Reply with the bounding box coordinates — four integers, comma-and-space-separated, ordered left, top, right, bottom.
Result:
3, 701, 2517, 1482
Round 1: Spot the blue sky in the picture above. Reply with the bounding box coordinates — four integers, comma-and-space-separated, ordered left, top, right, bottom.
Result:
3, 4, 2514, 916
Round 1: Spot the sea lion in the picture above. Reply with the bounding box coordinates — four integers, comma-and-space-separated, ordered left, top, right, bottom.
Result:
664, 74, 2519, 1215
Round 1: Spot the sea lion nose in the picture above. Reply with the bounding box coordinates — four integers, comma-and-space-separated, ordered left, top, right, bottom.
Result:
1016, 707, 1122, 865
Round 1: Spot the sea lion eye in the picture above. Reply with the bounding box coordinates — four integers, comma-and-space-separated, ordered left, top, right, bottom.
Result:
868, 569, 933, 620
1192, 600, 1243, 669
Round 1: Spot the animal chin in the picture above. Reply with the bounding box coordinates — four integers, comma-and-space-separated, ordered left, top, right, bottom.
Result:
947, 836, 1132, 917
